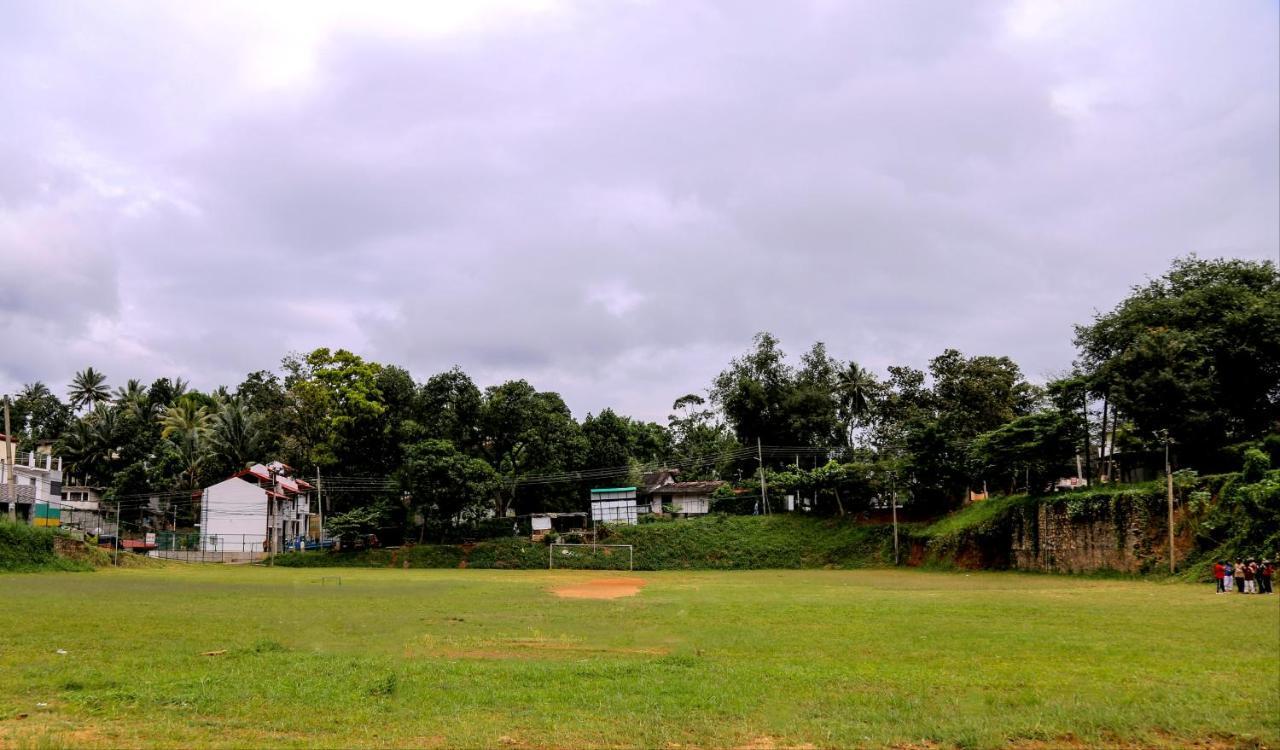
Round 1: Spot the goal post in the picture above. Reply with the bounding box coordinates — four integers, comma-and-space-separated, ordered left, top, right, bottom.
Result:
548, 543, 634, 571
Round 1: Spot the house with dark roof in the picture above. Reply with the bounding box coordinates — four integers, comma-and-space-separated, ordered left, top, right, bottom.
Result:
640, 469, 724, 517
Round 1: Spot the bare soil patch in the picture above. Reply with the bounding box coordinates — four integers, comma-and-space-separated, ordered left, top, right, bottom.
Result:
443, 639, 668, 659
551, 577, 645, 599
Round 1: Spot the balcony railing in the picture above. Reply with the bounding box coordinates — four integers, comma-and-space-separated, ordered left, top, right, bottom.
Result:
1, 451, 62, 472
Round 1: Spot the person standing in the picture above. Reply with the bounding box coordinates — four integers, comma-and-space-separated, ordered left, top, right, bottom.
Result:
1235, 559, 1247, 593
1213, 560, 1226, 593
1245, 560, 1258, 594
1261, 560, 1275, 594
1224, 560, 1235, 593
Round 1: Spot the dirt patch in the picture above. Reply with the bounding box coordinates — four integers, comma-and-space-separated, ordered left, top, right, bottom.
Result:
551, 578, 645, 599
733, 737, 816, 750
444, 640, 669, 659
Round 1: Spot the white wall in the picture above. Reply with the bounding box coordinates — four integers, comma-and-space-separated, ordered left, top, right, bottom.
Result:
591, 499, 638, 525
201, 477, 268, 551
674, 497, 710, 515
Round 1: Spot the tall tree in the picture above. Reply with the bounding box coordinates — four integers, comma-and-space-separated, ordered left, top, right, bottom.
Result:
419, 367, 484, 452
480, 380, 585, 516
400, 439, 501, 537
835, 362, 878, 447
1075, 255, 1280, 465
68, 367, 110, 412
208, 398, 265, 471
10, 382, 70, 443
667, 394, 739, 479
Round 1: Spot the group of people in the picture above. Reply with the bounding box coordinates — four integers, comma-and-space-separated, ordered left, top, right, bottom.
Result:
1212, 559, 1274, 594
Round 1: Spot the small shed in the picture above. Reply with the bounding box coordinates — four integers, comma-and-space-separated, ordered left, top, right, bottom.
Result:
521, 512, 589, 541
646, 481, 724, 516
590, 487, 641, 525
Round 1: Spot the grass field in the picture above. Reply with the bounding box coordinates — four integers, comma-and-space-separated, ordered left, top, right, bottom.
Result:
0, 567, 1275, 749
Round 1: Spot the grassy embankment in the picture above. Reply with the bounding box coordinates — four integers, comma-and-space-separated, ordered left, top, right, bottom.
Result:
0, 522, 91, 573
275, 514, 893, 571
0, 565, 1275, 749
909, 471, 1280, 579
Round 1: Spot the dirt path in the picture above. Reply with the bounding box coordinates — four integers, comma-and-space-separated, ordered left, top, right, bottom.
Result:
551, 578, 645, 599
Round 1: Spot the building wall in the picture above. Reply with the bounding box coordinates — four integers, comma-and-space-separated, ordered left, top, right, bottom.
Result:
673, 496, 710, 515
591, 499, 638, 525
201, 477, 268, 551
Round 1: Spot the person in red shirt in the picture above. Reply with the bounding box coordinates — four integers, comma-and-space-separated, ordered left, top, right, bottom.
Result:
1213, 561, 1226, 594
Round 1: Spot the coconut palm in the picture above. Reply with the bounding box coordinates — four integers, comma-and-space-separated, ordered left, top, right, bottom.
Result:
208, 398, 264, 469
68, 368, 110, 412
113, 379, 147, 407
58, 420, 101, 483
58, 406, 117, 484
168, 427, 208, 490
19, 381, 53, 403
836, 361, 877, 447
159, 398, 213, 440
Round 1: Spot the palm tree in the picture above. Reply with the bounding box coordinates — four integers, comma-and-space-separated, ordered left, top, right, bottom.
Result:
113, 379, 147, 407
16, 381, 55, 437
158, 397, 213, 488
159, 398, 212, 440
836, 361, 877, 447
112, 379, 157, 425
169, 428, 208, 490
58, 406, 116, 484
19, 381, 53, 403
58, 420, 101, 483
208, 398, 263, 469
68, 368, 110, 412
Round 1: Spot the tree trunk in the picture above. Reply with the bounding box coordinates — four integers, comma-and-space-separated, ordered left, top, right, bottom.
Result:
1081, 394, 1093, 485
1098, 394, 1110, 481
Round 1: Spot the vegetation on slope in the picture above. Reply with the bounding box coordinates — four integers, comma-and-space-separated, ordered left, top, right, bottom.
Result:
276, 514, 894, 571
0, 523, 91, 572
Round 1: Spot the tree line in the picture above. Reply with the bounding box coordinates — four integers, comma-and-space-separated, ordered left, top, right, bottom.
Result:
3, 255, 1277, 538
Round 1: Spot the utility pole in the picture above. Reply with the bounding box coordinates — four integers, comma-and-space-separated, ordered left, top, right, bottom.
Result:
889, 471, 900, 566
1161, 430, 1176, 574
757, 437, 769, 515
113, 501, 121, 567
316, 467, 323, 542
4, 397, 14, 522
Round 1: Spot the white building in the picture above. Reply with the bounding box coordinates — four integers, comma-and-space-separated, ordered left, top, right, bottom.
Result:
590, 487, 642, 525
58, 484, 114, 535
643, 480, 723, 516
199, 461, 313, 554
0, 433, 64, 526
640, 469, 723, 516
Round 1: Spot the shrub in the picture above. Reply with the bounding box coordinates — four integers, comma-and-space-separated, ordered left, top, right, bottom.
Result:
1242, 447, 1270, 482
0, 523, 89, 572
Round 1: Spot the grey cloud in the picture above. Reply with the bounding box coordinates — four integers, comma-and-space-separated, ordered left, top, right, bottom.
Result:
0, 0, 1275, 421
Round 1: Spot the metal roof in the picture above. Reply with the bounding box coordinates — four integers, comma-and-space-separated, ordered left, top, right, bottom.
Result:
590, 487, 636, 493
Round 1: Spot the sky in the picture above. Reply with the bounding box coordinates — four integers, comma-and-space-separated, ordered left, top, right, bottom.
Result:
1, 0, 1277, 422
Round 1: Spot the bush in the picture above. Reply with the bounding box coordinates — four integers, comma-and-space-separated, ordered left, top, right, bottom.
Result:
0, 524, 90, 572
273, 518, 895, 571
1242, 447, 1270, 482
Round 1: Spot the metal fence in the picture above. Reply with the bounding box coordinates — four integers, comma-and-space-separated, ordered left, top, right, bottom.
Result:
102, 532, 314, 564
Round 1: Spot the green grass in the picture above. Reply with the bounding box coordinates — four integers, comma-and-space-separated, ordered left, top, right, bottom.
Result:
0, 567, 1275, 749
277, 515, 894, 571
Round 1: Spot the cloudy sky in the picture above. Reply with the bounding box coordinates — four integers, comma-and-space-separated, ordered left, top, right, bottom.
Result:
1, 0, 1276, 421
